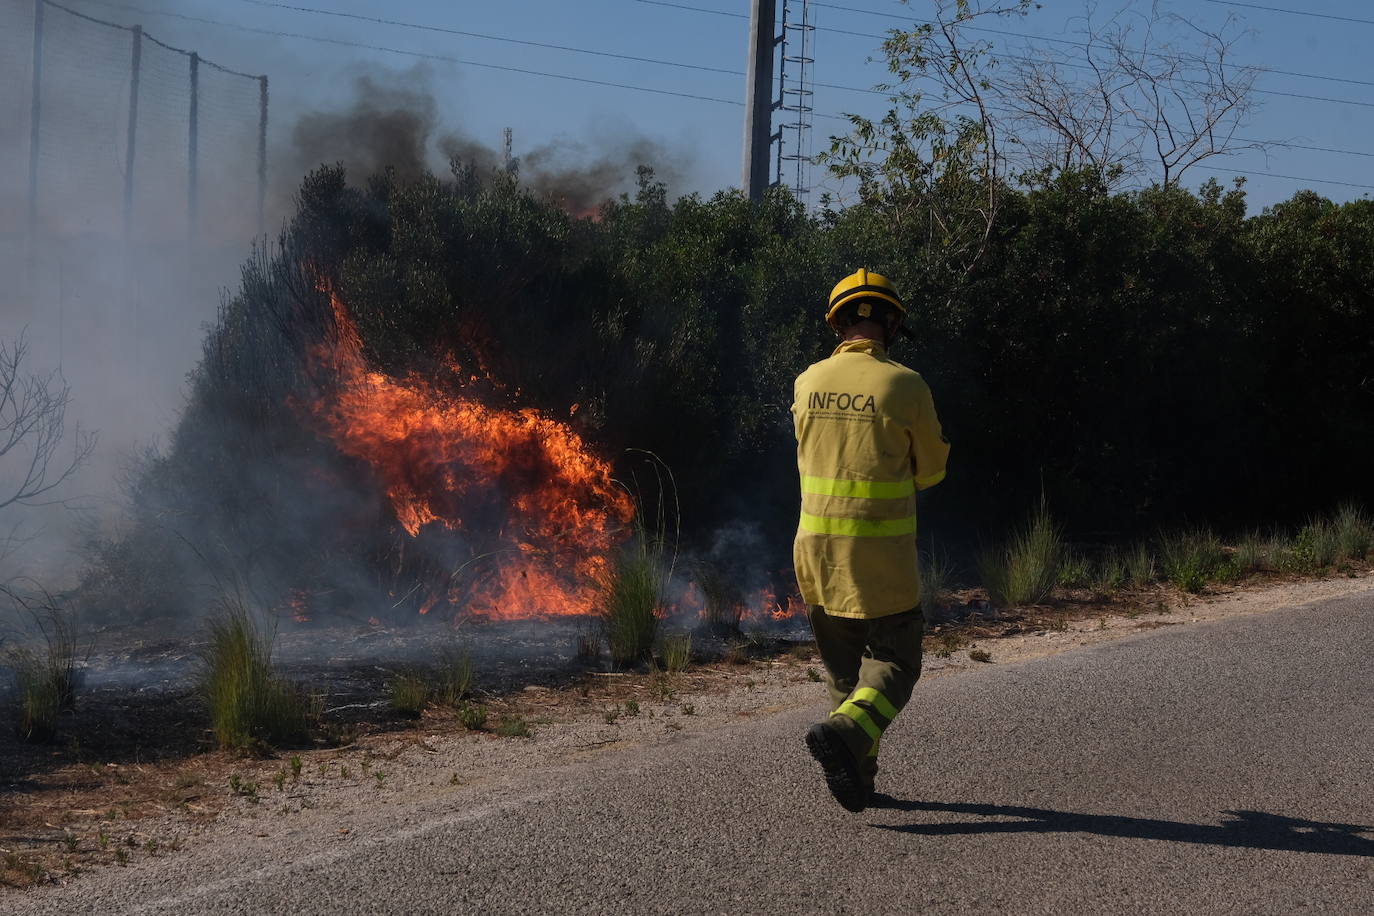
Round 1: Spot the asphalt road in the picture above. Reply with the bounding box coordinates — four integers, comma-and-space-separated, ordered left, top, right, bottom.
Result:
13, 590, 1374, 914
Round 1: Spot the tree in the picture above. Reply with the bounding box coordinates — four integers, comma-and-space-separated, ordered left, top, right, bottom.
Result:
0, 335, 95, 556
1004, 1, 1265, 188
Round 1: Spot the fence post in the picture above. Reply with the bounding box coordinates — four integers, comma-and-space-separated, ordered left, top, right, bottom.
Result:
188, 52, 199, 242
123, 24, 142, 241
257, 75, 268, 237
27, 0, 45, 243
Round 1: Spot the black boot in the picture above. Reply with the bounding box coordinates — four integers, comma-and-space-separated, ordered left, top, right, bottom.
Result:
805, 720, 871, 813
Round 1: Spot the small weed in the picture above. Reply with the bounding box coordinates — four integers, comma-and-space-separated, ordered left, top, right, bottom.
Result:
623, 699, 640, 717
931, 629, 970, 658
602, 705, 621, 725
648, 672, 675, 700
496, 715, 531, 738
290, 755, 303, 781
113, 847, 129, 867
62, 832, 79, 854
389, 672, 430, 719
449, 772, 461, 786
228, 774, 259, 802
339, 766, 351, 779
322, 723, 359, 748
968, 649, 993, 663
1046, 613, 1069, 632
97, 830, 110, 850
458, 702, 488, 731
272, 769, 286, 792
806, 667, 822, 682
679, 703, 696, 716
145, 838, 160, 856
373, 771, 386, 788
660, 631, 693, 674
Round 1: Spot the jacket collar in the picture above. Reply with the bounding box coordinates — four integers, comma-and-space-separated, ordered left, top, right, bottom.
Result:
832, 337, 887, 358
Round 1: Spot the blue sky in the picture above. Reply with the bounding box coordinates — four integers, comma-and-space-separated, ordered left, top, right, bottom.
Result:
49, 0, 1374, 210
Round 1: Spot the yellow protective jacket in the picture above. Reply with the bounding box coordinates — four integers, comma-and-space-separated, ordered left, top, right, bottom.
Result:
792, 338, 949, 619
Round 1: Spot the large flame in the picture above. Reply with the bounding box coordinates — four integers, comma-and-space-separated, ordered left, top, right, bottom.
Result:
309, 286, 634, 619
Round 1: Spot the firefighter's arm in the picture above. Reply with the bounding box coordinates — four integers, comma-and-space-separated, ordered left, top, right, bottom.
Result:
911, 382, 949, 491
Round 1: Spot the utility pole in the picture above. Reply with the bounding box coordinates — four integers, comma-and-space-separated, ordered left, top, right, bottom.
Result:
742, 0, 777, 202
257, 75, 268, 236
123, 24, 142, 241
188, 52, 199, 241
27, 0, 44, 243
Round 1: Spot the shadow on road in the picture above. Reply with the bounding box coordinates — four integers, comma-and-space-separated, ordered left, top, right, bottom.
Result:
871, 797, 1374, 857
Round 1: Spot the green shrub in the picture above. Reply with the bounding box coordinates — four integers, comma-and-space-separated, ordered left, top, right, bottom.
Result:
199, 601, 310, 750
979, 502, 1063, 608
389, 672, 430, 718
435, 648, 474, 707
1159, 529, 1226, 593
659, 631, 693, 673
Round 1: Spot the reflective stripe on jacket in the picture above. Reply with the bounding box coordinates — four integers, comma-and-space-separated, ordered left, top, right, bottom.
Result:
791, 338, 949, 619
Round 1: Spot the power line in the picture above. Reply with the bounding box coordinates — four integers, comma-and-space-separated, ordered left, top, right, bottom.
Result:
72, 0, 745, 106
1203, 1, 1374, 27
230, 0, 742, 77
641, 0, 1374, 93
1194, 165, 1374, 192
229, 0, 888, 98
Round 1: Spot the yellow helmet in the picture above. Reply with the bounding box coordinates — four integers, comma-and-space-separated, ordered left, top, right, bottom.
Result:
825, 268, 905, 331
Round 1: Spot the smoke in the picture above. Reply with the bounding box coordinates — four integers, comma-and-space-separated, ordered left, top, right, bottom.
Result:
284, 65, 683, 214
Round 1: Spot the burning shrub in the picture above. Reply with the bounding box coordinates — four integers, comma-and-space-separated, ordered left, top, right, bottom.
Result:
199, 601, 311, 751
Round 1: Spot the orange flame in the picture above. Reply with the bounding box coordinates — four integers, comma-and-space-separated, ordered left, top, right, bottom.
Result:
307, 285, 633, 619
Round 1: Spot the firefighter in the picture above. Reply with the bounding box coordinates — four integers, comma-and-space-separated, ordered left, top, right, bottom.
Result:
793, 268, 949, 813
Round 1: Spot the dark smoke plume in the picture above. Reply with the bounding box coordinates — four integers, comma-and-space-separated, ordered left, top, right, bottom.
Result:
285, 66, 682, 211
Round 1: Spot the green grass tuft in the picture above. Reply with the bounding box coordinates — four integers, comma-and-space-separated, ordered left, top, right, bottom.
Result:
979, 501, 1063, 608
659, 631, 693, 674
695, 562, 743, 636
599, 535, 665, 668
434, 648, 474, 707
198, 600, 310, 751
1159, 528, 1227, 593
919, 547, 950, 618
1331, 503, 1373, 564
5, 603, 82, 743
388, 672, 430, 718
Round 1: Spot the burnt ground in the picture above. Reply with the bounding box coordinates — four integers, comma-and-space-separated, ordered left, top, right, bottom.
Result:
3, 569, 1370, 889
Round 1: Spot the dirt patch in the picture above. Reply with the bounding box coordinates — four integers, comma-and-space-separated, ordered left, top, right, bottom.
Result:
2, 567, 1370, 890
